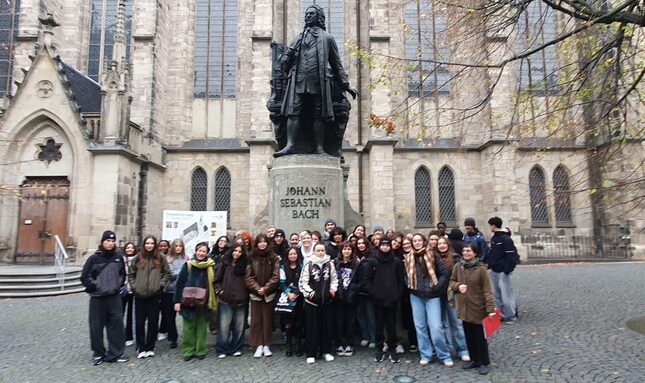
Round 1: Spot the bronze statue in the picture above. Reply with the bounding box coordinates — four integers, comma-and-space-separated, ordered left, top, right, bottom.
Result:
267, 4, 358, 158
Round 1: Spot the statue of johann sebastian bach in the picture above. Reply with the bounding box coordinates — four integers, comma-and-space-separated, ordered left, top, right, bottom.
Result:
270, 4, 358, 158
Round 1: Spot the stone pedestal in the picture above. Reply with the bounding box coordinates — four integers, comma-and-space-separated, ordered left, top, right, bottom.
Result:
269, 155, 344, 235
